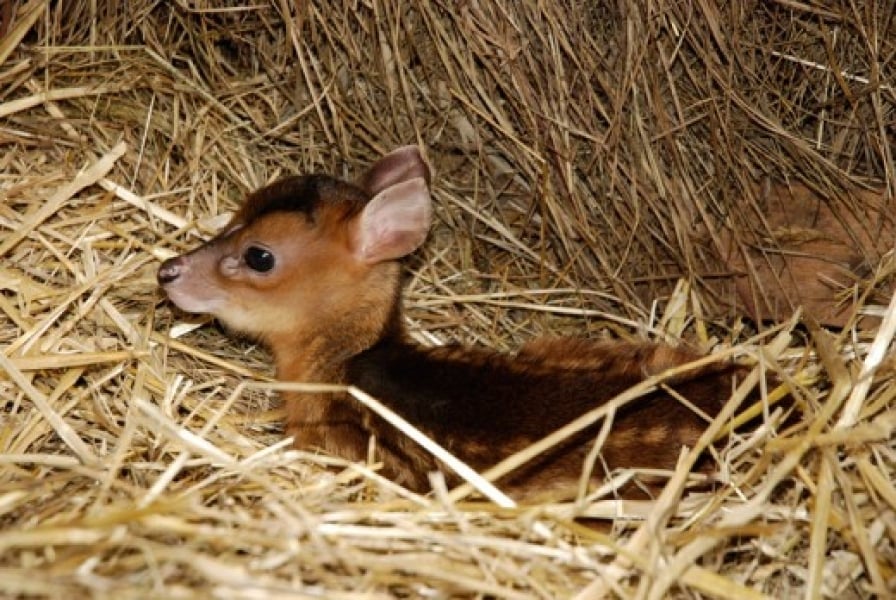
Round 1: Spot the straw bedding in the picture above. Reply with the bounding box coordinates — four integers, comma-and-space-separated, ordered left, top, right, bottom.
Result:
1, 0, 894, 597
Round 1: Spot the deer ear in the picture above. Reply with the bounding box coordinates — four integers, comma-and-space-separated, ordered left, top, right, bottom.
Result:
358, 146, 431, 196
351, 177, 432, 264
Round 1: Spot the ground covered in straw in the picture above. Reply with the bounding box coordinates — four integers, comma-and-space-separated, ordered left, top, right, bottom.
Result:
1, 1, 894, 598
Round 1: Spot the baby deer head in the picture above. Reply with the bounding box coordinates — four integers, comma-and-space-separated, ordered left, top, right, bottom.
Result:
157, 146, 432, 353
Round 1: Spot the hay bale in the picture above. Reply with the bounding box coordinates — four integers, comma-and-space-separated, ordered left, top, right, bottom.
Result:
0, 0, 894, 597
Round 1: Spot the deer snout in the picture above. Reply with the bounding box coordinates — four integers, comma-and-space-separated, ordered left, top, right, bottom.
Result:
157, 256, 186, 285
156, 252, 225, 316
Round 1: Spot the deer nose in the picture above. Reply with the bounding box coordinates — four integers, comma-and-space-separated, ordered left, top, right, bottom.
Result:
157, 256, 185, 284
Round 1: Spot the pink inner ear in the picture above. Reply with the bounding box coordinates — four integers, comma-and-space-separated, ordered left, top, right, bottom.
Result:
354, 177, 432, 264
359, 146, 431, 196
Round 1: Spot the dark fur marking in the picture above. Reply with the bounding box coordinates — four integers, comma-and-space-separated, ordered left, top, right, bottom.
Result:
237, 174, 367, 225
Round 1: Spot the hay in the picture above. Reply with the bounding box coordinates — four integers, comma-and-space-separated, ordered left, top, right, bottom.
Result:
1, 0, 894, 597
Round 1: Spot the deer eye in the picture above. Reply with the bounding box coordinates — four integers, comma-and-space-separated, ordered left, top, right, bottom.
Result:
244, 246, 275, 272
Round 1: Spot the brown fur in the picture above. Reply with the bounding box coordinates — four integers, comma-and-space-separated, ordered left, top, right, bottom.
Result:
158, 148, 745, 500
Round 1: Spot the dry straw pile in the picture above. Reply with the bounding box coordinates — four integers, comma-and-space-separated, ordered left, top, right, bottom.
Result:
1, 0, 894, 597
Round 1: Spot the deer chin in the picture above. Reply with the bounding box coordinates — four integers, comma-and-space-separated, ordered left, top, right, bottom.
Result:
161, 284, 227, 315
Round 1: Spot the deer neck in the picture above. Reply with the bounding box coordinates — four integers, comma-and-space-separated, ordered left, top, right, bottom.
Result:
267, 284, 405, 387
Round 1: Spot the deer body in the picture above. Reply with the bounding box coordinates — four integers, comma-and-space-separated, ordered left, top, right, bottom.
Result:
158, 147, 734, 497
